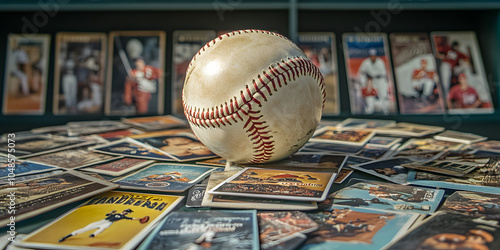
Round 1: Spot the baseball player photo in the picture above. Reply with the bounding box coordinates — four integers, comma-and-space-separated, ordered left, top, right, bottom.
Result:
390, 33, 446, 114
297, 32, 340, 115
53, 33, 106, 115
2, 34, 50, 115
343, 33, 397, 115
431, 31, 494, 114
106, 31, 166, 116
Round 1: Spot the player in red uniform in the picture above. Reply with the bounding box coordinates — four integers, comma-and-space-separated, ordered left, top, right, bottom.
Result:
435, 39, 469, 98
361, 76, 378, 114
124, 57, 161, 114
447, 73, 482, 109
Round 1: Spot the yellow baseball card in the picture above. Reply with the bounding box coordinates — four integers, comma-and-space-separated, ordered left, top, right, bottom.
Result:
17, 191, 183, 249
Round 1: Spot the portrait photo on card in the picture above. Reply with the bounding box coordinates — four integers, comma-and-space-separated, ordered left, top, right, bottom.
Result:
431, 31, 494, 114
106, 31, 165, 116
390, 33, 446, 114
53, 33, 106, 115
343, 33, 397, 115
297, 32, 340, 115
171, 30, 215, 116
3, 34, 50, 115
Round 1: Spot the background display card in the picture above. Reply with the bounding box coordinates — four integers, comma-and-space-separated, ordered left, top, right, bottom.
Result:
3, 34, 50, 115
297, 32, 340, 115
390, 33, 446, 114
171, 30, 216, 115
343, 33, 397, 115
53, 33, 107, 115
106, 31, 165, 116
431, 31, 494, 114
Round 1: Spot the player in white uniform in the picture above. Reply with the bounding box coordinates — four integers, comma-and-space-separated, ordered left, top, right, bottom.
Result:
358, 48, 389, 114
10, 40, 30, 96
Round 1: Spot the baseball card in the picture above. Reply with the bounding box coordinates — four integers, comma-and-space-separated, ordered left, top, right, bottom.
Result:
121, 115, 188, 131
332, 179, 445, 214
303, 205, 420, 250
348, 157, 413, 184
0, 170, 118, 226
258, 211, 318, 249
431, 31, 494, 114
113, 163, 221, 192
342, 33, 397, 115
106, 31, 166, 116
171, 30, 216, 116
83, 157, 154, 176
89, 138, 176, 161
385, 212, 500, 250
438, 190, 500, 218
17, 191, 184, 250
297, 32, 340, 115
3, 34, 50, 115
208, 167, 336, 202
0, 159, 59, 179
311, 126, 375, 146
0, 135, 91, 158
336, 118, 396, 129
472, 140, 500, 153
53, 33, 107, 115
25, 146, 120, 169
390, 33, 446, 114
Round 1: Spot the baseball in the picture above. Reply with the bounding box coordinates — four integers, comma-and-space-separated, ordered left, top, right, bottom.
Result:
183, 29, 325, 164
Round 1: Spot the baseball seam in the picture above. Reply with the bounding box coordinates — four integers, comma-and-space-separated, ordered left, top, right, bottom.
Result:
183, 30, 326, 163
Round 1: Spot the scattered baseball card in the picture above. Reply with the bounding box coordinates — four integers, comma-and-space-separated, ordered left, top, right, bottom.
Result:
89, 137, 177, 161
96, 128, 144, 142
171, 30, 216, 115
16, 191, 184, 250
472, 140, 500, 153
385, 212, 500, 250
0, 135, 92, 158
297, 32, 340, 115
394, 138, 469, 162
434, 130, 487, 144
301, 142, 364, 154
25, 146, 120, 169
345, 155, 374, 167
244, 152, 347, 174
333, 168, 354, 184
131, 131, 218, 162
53, 33, 107, 115
402, 159, 484, 177
356, 144, 400, 160
0, 159, 59, 179
137, 210, 259, 250
349, 157, 413, 184
407, 157, 500, 194
0, 170, 118, 225
258, 211, 318, 250
65, 120, 130, 137
311, 126, 375, 146
342, 33, 397, 115
121, 115, 188, 131
106, 31, 166, 116
303, 205, 420, 250
336, 118, 396, 129
390, 33, 446, 114
332, 179, 445, 214
374, 122, 444, 137
431, 31, 494, 114
438, 190, 500, 219
201, 171, 318, 210
366, 136, 402, 148
83, 157, 154, 176
3, 34, 50, 115
113, 163, 221, 193
208, 167, 336, 202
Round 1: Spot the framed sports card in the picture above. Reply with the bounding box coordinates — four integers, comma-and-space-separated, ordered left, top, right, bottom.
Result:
113, 163, 221, 192
53, 33, 106, 115
3, 34, 50, 115
431, 31, 494, 114
390, 33, 446, 114
208, 167, 336, 202
106, 31, 166, 116
17, 191, 184, 250
297, 32, 340, 115
171, 30, 216, 116
342, 33, 397, 115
